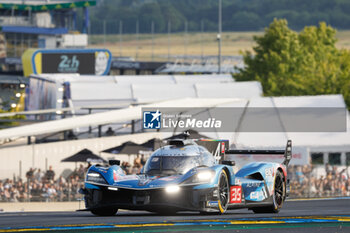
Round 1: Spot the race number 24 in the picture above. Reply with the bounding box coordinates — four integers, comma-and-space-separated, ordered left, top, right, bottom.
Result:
230, 186, 242, 203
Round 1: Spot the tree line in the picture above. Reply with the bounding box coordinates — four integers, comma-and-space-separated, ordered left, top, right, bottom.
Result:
234, 19, 350, 109
79, 0, 350, 34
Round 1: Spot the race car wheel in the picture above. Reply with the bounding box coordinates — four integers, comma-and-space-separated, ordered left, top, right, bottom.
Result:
217, 169, 229, 214
252, 170, 285, 213
91, 208, 118, 216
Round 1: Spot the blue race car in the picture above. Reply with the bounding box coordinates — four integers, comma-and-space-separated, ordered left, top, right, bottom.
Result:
80, 137, 292, 216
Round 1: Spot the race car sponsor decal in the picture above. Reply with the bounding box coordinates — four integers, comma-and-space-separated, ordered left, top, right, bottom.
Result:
113, 170, 118, 182
138, 175, 160, 186
235, 178, 241, 186
158, 175, 178, 181
249, 190, 268, 200
207, 201, 219, 207
250, 191, 260, 199
265, 168, 273, 177
114, 174, 139, 182
246, 182, 261, 188
229, 186, 242, 203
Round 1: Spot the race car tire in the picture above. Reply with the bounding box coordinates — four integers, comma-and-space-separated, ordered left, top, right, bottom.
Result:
217, 169, 229, 214
252, 170, 285, 213
91, 208, 118, 216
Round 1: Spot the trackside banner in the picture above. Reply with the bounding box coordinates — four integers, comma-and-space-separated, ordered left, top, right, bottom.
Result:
141, 107, 346, 132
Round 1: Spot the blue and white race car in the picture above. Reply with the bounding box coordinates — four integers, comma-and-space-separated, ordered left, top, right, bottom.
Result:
80, 137, 292, 216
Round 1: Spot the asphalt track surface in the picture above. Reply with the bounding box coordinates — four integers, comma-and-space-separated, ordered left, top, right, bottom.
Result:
1, 198, 350, 233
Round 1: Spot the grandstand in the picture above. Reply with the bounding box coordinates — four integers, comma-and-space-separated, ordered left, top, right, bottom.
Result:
155, 56, 244, 74
0, 0, 95, 73
0, 0, 95, 109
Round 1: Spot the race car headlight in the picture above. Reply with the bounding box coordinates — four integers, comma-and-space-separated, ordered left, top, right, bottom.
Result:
182, 169, 215, 184
197, 171, 214, 181
86, 172, 107, 184
165, 185, 180, 194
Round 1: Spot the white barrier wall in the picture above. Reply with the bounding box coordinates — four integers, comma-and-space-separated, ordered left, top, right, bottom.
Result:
0, 132, 160, 180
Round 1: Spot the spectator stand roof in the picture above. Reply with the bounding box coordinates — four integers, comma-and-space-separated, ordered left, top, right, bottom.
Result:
114, 74, 234, 84
0, 1, 96, 11
0, 74, 28, 85
28, 74, 259, 111
1, 26, 68, 35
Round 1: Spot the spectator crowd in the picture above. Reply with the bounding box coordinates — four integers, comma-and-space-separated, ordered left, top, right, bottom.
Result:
0, 165, 85, 202
288, 164, 350, 198
1, 160, 350, 202
0, 155, 147, 202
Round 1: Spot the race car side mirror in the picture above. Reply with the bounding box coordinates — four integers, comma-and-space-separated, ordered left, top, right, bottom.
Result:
221, 160, 235, 166
109, 160, 120, 166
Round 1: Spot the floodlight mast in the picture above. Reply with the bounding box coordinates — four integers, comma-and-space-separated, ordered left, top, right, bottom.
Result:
218, 0, 222, 74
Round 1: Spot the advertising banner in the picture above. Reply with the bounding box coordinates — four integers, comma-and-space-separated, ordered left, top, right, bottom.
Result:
22, 49, 112, 77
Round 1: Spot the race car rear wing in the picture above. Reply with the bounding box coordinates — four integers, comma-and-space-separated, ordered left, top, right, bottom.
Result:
225, 140, 292, 166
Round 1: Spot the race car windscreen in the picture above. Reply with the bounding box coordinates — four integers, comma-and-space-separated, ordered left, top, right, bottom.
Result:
144, 156, 201, 176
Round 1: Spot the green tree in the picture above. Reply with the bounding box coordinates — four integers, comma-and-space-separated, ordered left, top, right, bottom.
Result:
230, 11, 261, 31
139, 3, 166, 32
234, 19, 350, 108
84, 0, 350, 33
